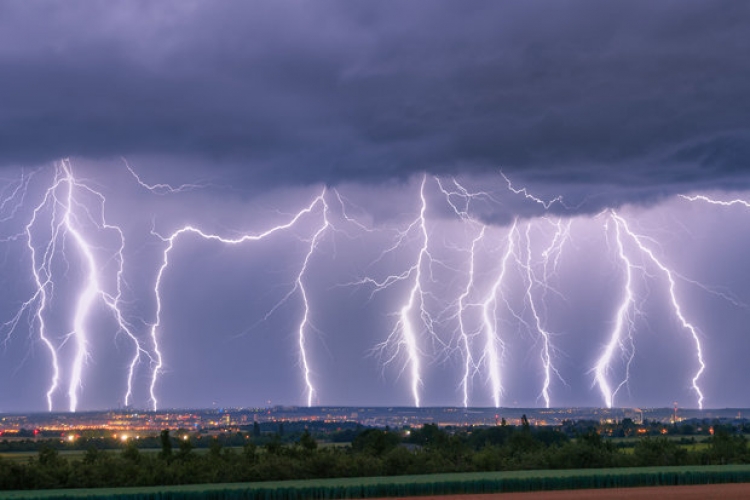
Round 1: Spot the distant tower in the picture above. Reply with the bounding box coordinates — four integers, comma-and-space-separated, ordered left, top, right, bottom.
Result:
673, 402, 678, 424
633, 408, 643, 425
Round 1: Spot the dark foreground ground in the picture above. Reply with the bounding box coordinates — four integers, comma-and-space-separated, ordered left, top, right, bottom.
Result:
373, 483, 750, 499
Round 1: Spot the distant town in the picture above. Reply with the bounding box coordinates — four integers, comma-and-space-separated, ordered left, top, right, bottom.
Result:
0, 406, 748, 437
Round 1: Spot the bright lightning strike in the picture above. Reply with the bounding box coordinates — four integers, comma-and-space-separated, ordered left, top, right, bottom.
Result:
124, 159, 207, 194
148, 189, 328, 411
593, 215, 638, 409
260, 192, 332, 407
0, 164, 739, 411
359, 175, 440, 408
454, 226, 486, 408
679, 194, 750, 208
479, 220, 518, 407
1, 160, 147, 412
521, 223, 562, 408
435, 178, 488, 408
605, 211, 707, 409
501, 171, 564, 209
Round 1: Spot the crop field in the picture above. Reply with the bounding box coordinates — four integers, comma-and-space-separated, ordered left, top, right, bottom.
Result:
379, 483, 750, 500
5, 465, 750, 500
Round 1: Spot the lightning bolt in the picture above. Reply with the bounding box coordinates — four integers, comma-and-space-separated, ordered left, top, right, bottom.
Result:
679, 194, 750, 208
453, 226, 486, 407
501, 171, 564, 209
607, 211, 707, 409
593, 215, 638, 409
0, 169, 60, 411
148, 189, 328, 410
0, 163, 728, 412
295, 195, 330, 407
0, 170, 35, 225
521, 223, 562, 408
479, 219, 518, 407
498, 175, 568, 408
435, 178, 489, 407
259, 192, 332, 407
356, 175, 440, 407
1, 160, 146, 411
124, 159, 207, 194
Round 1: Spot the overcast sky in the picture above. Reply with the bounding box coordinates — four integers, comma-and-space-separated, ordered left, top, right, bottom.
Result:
0, 1, 749, 412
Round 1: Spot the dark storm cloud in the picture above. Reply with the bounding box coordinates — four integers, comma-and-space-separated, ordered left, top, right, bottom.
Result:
1, 1, 749, 204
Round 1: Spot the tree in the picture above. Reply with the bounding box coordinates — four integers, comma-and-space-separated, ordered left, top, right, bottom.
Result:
521, 414, 530, 430
159, 429, 173, 460
265, 434, 282, 455
352, 429, 400, 456
299, 429, 318, 453
121, 440, 141, 463
634, 436, 687, 466
209, 437, 223, 458
83, 445, 103, 465
243, 441, 257, 463
37, 445, 61, 467
707, 426, 747, 464
408, 424, 448, 450
176, 437, 194, 460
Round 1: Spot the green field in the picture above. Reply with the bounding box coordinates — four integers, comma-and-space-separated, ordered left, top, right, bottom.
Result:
6, 465, 750, 500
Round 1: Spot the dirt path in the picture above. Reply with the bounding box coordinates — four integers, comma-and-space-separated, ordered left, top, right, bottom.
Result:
369, 482, 750, 499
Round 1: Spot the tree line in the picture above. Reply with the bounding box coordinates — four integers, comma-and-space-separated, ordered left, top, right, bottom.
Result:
0, 418, 748, 491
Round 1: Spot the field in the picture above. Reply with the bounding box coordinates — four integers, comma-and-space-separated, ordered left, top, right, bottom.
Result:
4, 465, 750, 499
382, 484, 750, 500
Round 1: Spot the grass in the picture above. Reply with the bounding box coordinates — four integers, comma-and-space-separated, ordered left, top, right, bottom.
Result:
6, 465, 750, 499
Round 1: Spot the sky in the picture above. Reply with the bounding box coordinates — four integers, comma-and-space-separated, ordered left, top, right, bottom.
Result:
0, 1, 749, 412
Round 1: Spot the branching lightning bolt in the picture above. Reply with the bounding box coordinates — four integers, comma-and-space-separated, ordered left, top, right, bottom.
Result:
593, 215, 638, 409
606, 211, 707, 409
453, 226, 485, 408
479, 220, 518, 407
257, 192, 332, 407
356, 175, 440, 407
435, 178, 490, 408
148, 189, 328, 410
679, 194, 750, 208
499, 176, 568, 408
501, 171, 565, 209
124, 159, 207, 194
1, 160, 147, 411
521, 223, 561, 408
0, 163, 736, 412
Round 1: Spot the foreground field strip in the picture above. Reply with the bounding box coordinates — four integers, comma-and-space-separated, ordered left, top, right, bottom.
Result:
7, 465, 750, 499
376, 483, 750, 500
